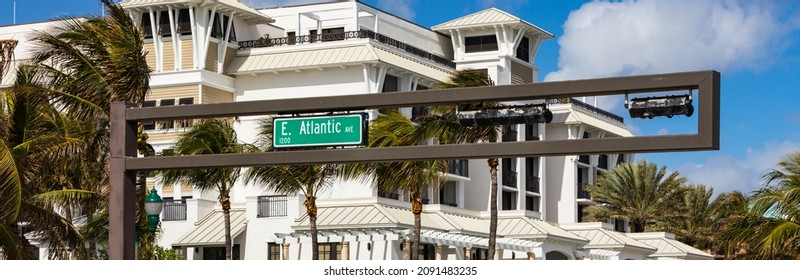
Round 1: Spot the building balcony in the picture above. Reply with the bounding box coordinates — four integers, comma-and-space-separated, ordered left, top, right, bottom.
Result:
577, 183, 591, 199
447, 159, 469, 177
163, 201, 187, 221
238, 29, 455, 69
578, 155, 590, 165
525, 176, 540, 193
257, 195, 288, 218
502, 170, 517, 188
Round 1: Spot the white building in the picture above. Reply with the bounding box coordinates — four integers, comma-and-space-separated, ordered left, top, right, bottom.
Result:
0, 0, 712, 260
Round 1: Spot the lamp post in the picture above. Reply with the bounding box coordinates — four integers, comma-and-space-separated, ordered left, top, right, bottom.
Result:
144, 188, 164, 233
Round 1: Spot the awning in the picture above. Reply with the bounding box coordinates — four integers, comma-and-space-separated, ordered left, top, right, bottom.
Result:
172, 209, 247, 247
627, 232, 714, 260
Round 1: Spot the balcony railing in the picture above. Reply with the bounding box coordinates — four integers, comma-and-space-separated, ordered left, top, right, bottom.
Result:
238, 29, 456, 69
502, 170, 517, 188
257, 195, 287, 218
163, 201, 187, 221
577, 183, 591, 199
578, 155, 590, 165
598, 154, 609, 169
447, 159, 469, 177
525, 176, 540, 193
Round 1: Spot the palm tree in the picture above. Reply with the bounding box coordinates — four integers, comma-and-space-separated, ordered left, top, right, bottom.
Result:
711, 191, 753, 259
0, 39, 16, 82
160, 119, 254, 260
244, 118, 341, 260
584, 160, 686, 232
0, 0, 150, 259
344, 109, 447, 260
745, 151, 800, 258
659, 184, 715, 250
416, 69, 501, 259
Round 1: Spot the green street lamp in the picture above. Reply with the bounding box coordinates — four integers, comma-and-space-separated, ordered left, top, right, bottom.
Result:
144, 188, 164, 233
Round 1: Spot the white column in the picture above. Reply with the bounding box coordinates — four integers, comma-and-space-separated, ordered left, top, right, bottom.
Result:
494, 249, 501, 260
434, 244, 442, 260
282, 243, 290, 260
188, 6, 198, 69
341, 241, 350, 260
527, 252, 535, 260
201, 7, 217, 69
464, 247, 472, 260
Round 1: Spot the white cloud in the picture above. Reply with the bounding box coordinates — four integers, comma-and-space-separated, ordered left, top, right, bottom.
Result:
675, 141, 800, 195
545, 0, 790, 87
656, 128, 669, 136
376, 0, 416, 21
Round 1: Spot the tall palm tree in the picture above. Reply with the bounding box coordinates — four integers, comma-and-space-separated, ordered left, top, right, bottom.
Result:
416, 69, 501, 259
745, 151, 800, 258
0, 69, 94, 259
244, 118, 340, 260
160, 119, 254, 260
0, 0, 151, 259
584, 160, 686, 232
344, 109, 447, 260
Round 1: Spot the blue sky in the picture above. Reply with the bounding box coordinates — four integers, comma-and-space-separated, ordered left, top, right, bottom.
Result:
2, 0, 799, 196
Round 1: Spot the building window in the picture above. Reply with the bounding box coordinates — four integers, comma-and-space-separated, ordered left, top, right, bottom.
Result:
203, 245, 240, 260
464, 35, 498, 53
382, 75, 398, 93
176, 97, 195, 128
287, 31, 297, 45
525, 157, 539, 193
159, 11, 172, 37
320, 27, 345, 42
267, 243, 281, 260
598, 154, 609, 169
525, 123, 539, 141
141, 13, 154, 39
439, 181, 458, 207
318, 243, 342, 260
613, 219, 627, 232
417, 243, 435, 260
210, 12, 224, 39
224, 15, 236, 42
525, 195, 539, 212
142, 100, 157, 130
578, 204, 586, 222
471, 248, 489, 260
257, 195, 287, 217
378, 189, 400, 200
177, 9, 191, 35
158, 99, 176, 130
502, 158, 517, 188
502, 190, 516, 210
163, 196, 190, 221
172, 246, 184, 259
515, 36, 530, 62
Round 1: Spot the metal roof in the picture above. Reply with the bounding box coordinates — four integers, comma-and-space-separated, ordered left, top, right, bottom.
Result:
561, 223, 656, 253
172, 208, 247, 247
228, 44, 452, 81
497, 217, 588, 244
432, 8, 553, 38
121, 0, 274, 24
627, 232, 714, 260
550, 105, 633, 137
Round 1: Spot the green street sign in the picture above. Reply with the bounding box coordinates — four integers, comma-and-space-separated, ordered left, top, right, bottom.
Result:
273, 114, 367, 148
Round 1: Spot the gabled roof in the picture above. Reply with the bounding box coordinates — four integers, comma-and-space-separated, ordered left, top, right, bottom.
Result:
432, 8, 553, 38
121, 0, 274, 24
627, 232, 714, 260
561, 223, 656, 253
173, 209, 248, 247
497, 217, 588, 244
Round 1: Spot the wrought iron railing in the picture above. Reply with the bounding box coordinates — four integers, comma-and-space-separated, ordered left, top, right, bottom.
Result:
163, 201, 187, 221
502, 170, 517, 188
577, 183, 591, 199
578, 155, 590, 165
238, 29, 456, 69
447, 159, 469, 177
257, 195, 287, 217
526, 176, 540, 193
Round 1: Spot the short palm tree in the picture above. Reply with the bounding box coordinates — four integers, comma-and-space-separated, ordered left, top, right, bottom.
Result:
160, 119, 254, 260
711, 191, 753, 259
659, 184, 715, 249
745, 151, 800, 258
584, 160, 686, 232
244, 118, 340, 260
344, 109, 447, 260
416, 69, 501, 259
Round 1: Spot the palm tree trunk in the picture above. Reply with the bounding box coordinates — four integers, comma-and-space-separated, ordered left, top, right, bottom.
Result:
220, 192, 232, 260
305, 193, 319, 260
487, 157, 499, 260
410, 188, 422, 260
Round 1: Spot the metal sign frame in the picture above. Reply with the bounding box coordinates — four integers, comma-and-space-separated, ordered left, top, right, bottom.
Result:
109, 70, 720, 259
